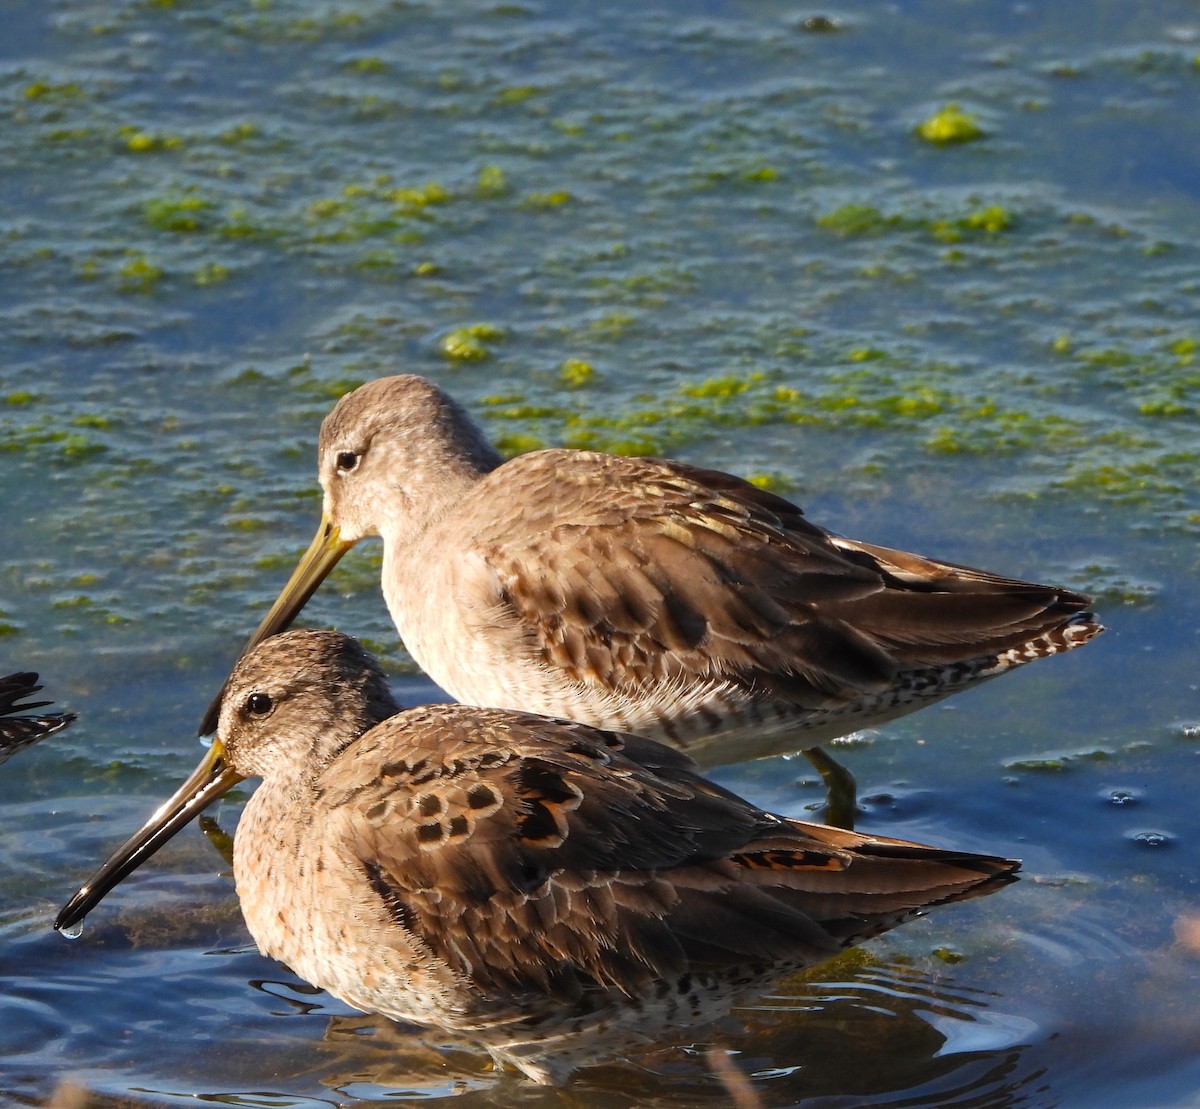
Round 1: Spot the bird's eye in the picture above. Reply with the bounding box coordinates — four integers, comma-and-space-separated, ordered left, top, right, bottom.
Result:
335, 450, 360, 474
245, 692, 274, 717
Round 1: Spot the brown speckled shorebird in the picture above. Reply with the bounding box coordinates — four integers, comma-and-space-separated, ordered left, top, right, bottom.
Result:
200, 374, 1102, 825
0, 671, 74, 764
59, 631, 1017, 1082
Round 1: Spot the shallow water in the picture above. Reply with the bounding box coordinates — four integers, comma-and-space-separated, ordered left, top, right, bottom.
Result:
1, 0, 1198, 1105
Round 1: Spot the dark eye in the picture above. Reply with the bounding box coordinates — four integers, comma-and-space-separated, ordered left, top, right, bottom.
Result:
245, 692, 274, 716
335, 450, 360, 474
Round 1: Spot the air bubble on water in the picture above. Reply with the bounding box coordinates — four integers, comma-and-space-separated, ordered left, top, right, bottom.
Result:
1105, 788, 1139, 806
1127, 830, 1174, 848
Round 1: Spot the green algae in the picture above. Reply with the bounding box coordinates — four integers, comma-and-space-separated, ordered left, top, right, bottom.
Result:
50, 595, 95, 610
437, 351, 1195, 530
70, 414, 117, 430
218, 206, 278, 241
1049, 461, 1189, 503
216, 121, 260, 144
1066, 563, 1160, 606
586, 310, 638, 338
344, 57, 388, 75
474, 164, 509, 197
145, 194, 215, 233
120, 127, 185, 153
1169, 337, 1197, 361
492, 85, 541, 107
524, 190, 575, 209
1138, 397, 1193, 418
564, 432, 660, 457
681, 375, 755, 399
49, 593, 132, 627
117, 254, 165, 292
0, 418, 108, 462
817, 201, 1014, 241
915, 103, 984, 144
482, 403, 563, 421
382, 182, 452, 211
294, 177, 460, 243
697, 160, 781, 187
816, 204, 900, 237
439, 323, 508, 362
1006, 749, 1114, 773
558, 358, 597, 387
745, 473, 796, 492
24, 81, 84, 101
479, 393, 525, 407
492, 431, 545, 457
193, 261, 231, 285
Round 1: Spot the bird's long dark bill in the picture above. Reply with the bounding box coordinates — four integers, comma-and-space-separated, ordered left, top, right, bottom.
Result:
198, 514, 354, 735
55, 740, 245, 934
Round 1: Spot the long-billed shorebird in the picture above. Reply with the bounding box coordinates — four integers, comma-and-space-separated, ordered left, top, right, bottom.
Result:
60, 630, 1018, 1081
200, 374, 1102, 824
0, 671, 74, 765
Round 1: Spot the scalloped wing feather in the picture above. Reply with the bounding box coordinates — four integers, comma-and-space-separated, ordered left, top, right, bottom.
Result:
447, 452, 1095, 715
325, 705, 1016, 1001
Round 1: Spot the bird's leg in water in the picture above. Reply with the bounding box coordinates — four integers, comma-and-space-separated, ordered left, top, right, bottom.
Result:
804, 746, 857, 831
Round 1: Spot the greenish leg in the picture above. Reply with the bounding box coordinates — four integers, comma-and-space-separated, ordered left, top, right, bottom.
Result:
803, 745, 857, 830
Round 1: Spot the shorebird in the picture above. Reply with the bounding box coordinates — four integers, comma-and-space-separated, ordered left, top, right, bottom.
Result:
199, 374, 1102, 824
59, 630, 1018, 1081
0, 671, 74, 765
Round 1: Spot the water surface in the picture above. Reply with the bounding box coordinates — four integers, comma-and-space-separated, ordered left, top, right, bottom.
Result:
1, 1, 1198, 1106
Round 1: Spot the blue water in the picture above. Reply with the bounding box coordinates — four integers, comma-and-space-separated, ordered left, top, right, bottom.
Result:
1, 1, 1198, 1105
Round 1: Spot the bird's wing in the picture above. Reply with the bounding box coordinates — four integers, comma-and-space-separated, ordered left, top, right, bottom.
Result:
327, 706, 1015, 1001
0, 671, 74, 758
453, 452, 1093, 710
0, 672, 51, 716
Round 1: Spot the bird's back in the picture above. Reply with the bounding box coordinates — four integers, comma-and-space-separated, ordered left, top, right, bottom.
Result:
398, 451, 1100, 761
233, 703, 1017, 1031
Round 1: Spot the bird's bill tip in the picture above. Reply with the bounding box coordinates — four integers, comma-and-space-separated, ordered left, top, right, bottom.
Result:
55, 740, 245, 935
